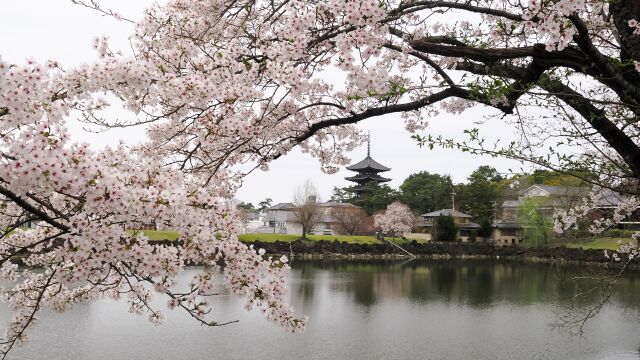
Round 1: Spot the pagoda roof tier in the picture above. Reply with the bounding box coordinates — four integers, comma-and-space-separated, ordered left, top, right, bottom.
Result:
344, 173, 391, 183
346, 156, 391, 172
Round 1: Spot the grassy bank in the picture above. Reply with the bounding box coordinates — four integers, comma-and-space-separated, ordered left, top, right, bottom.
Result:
129, 230, 180, 241
239, 233, 382, 244
132, 230, 381, 244
134, 230, 420, 244
133, 230, 631, 250
565, 237, 634, 251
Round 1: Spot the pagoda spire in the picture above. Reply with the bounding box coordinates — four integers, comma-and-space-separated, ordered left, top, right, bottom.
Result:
344, 131, 391, 194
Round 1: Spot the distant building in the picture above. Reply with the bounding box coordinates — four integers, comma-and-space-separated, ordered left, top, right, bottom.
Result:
499, 185, 588, 223
242, 210, 263, 233
417, 209, 480, 242
493, 185, 586, 246
344, 133, 391, 194
493, 184, 634, 245
257, 201, 362, 235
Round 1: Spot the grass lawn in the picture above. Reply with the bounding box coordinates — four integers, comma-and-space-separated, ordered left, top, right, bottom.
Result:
565, 237, 635, 250
129, 230, 180, 241
133, 230, 425, 245
239, 233, 382, 244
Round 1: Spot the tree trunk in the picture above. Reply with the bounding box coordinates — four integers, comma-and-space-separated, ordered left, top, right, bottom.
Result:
611, 0, 640, 63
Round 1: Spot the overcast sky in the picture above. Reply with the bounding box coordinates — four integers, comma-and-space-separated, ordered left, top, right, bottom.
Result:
2, 1, 526, 205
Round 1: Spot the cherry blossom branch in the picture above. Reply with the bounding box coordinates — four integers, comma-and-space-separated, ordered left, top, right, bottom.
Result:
70, 0, 134, 23
0, 269, 57, 360
0, 185, 69, 232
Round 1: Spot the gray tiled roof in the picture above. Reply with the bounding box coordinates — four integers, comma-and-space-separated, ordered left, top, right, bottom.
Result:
495, 222, 522, 229
269, 202, 294, 210
262, 211, 297, 222
319, 201, 360, 208
508, 186, 630, 208
344, 173, 392, 182
520, 184, 587, 197
346, 156, 391, 172
264, 201, 361, 223
461, 222, 481, 229
421, 209, 472, 218
596, 189, 630, 207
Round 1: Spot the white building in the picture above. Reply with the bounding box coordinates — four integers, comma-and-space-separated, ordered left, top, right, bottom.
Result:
256, 201, 361, 235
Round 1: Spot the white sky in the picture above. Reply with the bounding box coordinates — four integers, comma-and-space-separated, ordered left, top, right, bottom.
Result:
1, 1, 526, 205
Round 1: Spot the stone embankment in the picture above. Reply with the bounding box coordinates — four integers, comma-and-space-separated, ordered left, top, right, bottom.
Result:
148, 239, 629, 265
245, 240, 623, 264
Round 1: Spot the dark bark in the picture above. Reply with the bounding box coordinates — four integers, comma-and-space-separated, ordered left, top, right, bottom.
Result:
542, 80, 640, 179
611, 0, 640, 63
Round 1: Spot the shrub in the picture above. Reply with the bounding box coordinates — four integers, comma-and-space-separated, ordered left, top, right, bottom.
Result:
478, 217, 493, 237
436, 215, 457, 241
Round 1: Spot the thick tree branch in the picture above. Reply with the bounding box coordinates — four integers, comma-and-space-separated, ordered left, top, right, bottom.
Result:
292, 87, 468, 144
390, 1, 525, 22
0, 185, 69, 232
542, 80, 640, 179
569, 14, 640, 105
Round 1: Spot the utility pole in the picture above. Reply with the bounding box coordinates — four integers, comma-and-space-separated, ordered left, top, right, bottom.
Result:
451, 190, 456, 210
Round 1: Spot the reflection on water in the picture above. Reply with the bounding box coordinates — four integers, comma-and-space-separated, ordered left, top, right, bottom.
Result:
3, 259, 640, 360
292, 260, 640, 308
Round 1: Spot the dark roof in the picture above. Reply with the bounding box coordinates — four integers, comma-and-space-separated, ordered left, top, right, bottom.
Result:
421, 209, 472, 218
596, 188, 631, 208
416, 220, 479, 229
520, 185, 587, 197
269, 202, 294, 210
461, 222, 481, 229
267, 202, 361, 211
320, 201, 360, 208
344, 173, 391, 183
505, 187, 630, 209
494, 222, 522, 229
346, 156, 390, 172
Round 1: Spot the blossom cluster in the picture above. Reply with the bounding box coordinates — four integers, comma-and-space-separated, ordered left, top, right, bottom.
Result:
554, 186, 640, 264
373, 202, 414, 238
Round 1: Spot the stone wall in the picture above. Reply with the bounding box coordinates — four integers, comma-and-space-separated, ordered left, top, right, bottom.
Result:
146, 239, 628, 265
247, 240, 624, 264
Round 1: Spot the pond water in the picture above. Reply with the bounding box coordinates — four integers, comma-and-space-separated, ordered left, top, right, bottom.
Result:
3, 259, 640, 360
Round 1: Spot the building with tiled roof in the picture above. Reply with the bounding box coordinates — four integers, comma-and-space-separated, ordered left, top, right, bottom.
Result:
494, 184, 635, 246
257, 201, 362, 235
417, 208, 480, 242
344, 133, 391, 194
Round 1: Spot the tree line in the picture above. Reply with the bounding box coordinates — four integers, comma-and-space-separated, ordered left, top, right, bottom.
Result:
331, 166, 591, 221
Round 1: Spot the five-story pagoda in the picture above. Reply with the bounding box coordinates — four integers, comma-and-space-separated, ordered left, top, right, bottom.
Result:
345, 134, 391, 194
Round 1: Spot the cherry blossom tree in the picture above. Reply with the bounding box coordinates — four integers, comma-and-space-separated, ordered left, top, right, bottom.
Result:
3, 0, 640, 356
374, 202, 415, 238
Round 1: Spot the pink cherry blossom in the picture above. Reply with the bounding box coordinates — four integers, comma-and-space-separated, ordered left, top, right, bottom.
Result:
374, 202, 415, 238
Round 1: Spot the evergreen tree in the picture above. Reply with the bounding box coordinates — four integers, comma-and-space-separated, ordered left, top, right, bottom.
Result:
436, 215, 457, 242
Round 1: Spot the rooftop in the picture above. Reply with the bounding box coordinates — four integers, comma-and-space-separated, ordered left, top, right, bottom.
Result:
506, 186, 631, 208
421, 209, 472, 218
345, 133, 391, 172
345, 156, 391, 172
267, 201, 361, 211
519, 184, 588, 197
344, 173, 392, 183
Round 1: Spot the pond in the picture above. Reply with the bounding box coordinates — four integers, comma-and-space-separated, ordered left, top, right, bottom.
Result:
3, 259, 640, 360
